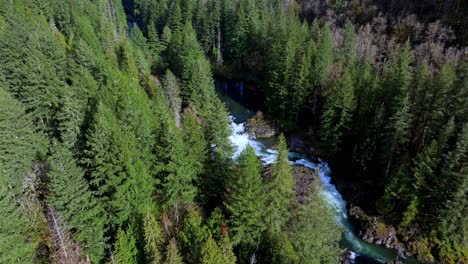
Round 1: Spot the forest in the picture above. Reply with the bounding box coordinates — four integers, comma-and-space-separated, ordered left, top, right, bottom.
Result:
0, 0, 466, 264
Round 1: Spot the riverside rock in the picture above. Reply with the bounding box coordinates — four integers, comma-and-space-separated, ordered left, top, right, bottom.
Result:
245, 111, 278, 138
349, 206, 405, 254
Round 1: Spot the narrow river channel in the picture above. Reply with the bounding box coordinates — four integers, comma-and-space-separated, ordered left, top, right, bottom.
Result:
219, 87, 421, 264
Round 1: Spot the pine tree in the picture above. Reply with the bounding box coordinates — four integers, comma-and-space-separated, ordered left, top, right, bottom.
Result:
312, 22, 333, 88
219, 235, 237, 264
201, 235, 224, 264
164, 239, 184, 264
0, 87, 44, 188
264, 134, 294, 232
84, 101, 155, 227
321, 69, 356, 154
0, 185, 34, 263
437, 124, 468, 261
47, 143, 106, 262
259, 231, 298, 264
114, 226, 138, 264
144, 212, 165, 264
159, 127, 198, 209
401, 141, 438, 226
178, 208, 207, 262
340, 20, 356, 65
181, 110, 208, 179
224, 146, 265, 248
288, 192, 341, 264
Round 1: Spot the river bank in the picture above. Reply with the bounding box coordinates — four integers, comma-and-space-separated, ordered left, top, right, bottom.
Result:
219, 90, 423, 264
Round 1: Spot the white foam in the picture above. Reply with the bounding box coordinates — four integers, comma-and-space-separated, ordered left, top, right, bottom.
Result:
229, 116, 277, 164
227, 115, 399, 263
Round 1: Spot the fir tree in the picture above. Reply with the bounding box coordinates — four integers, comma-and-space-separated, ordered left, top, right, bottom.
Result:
114, 226, 138, 264
0, 185, 34, 264
289, 192, 342, 264
144, 212, 164, 264
201, 235, 224, 264
264, 134, 294, 232
259, 231, 298, 264
47, 143, 106, 262
321, 69, 356, 154
0, 87, 44, 188
224, 146, 265, 249
164, 239, 184, 264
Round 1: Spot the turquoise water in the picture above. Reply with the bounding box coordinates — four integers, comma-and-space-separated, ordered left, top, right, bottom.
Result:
220, 91, 422, 264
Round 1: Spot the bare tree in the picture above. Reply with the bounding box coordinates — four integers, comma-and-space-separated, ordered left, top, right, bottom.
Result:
48, 208, 89, 264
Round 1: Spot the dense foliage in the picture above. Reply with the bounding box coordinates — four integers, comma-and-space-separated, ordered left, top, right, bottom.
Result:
0, 0, 466, 263
0, 0, 345, 263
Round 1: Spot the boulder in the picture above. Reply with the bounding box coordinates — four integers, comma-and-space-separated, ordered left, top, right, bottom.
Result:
245, 111, 278, 138
263, 165, 318, 204
349, 206, 405, 255
293, 166, 318, 204
339, 250, 355, 264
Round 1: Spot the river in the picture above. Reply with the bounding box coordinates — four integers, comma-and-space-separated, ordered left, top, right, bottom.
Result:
218, 85, 421, 264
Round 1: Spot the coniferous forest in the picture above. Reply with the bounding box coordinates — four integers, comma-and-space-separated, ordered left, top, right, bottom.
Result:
0, 0, 466, 264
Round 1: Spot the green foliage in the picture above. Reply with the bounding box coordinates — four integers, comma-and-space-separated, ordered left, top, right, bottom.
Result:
225, 146, 265, 248
0, 185, 34, 263
201, 235, 224, 264
288, 192, 342, 264
162, 69, 182, 125
264, 134, 295, 232
0, 88, 44, 188
115, 226, 139, 264
47, 143, 106, 262
178, 208, 207, 262
259, 231, 298, 264
181, 110, 208, 187
84, 100, 155, 226
321, 69, 356, 154
144, 212, 165, 264
164, 239, 184, 264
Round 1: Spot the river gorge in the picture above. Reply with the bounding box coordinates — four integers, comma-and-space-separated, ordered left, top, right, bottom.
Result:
219, 82, 422, 264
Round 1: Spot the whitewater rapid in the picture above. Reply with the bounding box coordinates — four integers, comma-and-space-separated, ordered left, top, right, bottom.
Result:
227, 115, 404, 264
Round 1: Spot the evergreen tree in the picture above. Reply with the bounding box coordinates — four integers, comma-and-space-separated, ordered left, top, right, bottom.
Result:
178, 208, 207, 262
288, 192, 342, 264
401, 141, 438, 225
144, 212, 164, 264
259, 231, 298, 264
201, 235, 224, 264
219, 235, 237, 264
0, 185, 34, 264
47, 143, 106, 262
320, 69, 356, 154
312, 22, 333, 87
84, 101, 155, 227
224, 146, 265, 249
162, 69, 182, 127
264, 134, 294, 232
114, 226, 138, 264
0, 87, 44, 188
164, 239, 184, 264
181, 110, 208, 180
340, 20, 356, 65
437, 124, 468, 261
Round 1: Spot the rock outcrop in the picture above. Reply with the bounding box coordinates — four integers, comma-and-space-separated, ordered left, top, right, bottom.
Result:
350, 206, 436, 263
349, 206, 405, 255
245, 111, 278, 138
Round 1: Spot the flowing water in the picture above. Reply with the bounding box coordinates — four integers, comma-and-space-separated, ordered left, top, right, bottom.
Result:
219, 91, 422, 264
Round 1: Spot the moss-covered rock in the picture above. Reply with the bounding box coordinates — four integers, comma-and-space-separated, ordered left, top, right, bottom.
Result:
350, 206, 405, 254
